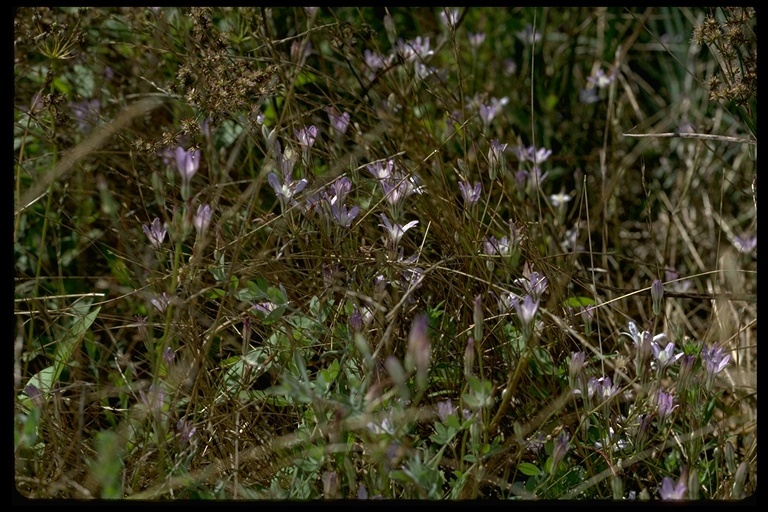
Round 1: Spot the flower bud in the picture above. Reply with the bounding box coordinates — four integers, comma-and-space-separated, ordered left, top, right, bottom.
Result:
464, 337, 475, 378
473, 294, 483, 342
405, 314, 430, 390
651, 279, 664, 316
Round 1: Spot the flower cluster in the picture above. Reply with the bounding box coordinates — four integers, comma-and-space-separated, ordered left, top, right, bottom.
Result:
325, 176, 360, 227
365, 158, 424, 217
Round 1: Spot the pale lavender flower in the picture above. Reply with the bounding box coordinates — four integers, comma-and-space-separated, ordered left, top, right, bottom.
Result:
193, 203, 212, 234
290, 40, 312, 66
163, 346, 174, 365
439, 8, 460, 29
175, 147, 201, 183
200, 117, 212, 141
139, 384, 165, 416
24, 384, 44, 407
659, 474, 687, 500
295, 125, 318, 148
69, 98, 101, 132
458, 180, 482, 207
514, 145, 552, 165
625, 321, 666, 369
664, 268, 692, 293
327, 108, 351, 136
733, 235, 756, 254
349, 307, 363, 332
379, 213, 419, 248
437, 399, 456, 422
514, 165, 550, 196
273, 141, 296, 177
134, 315, 148, 340
579, 87, 600, 104
482, 236, 501, 256
482, 235, 513, 257
635, 414, 652, 449
326, 176, 352, 206
580, 305, 595, 332
701, 344, 730, 390
143, 217, 167, 248
551, 430, 570, 471
322, 471, 340, 499
267, 170, 308, 202
515, 272, 548, 301
656, 390, 678, 420
594, 426, 628, 452
330, 202, 360, 227
303, 7, 319, 17
503, 59, 517, 76
549, 191, 572, 207
380, 172, 424, 206
468, 31, 486, 49
588, 376, 617, 402
524, 431, 547, 454
397, 36, 434, 62
374, 274, 388, 298
497, 291, 519, 314
488, 139, 508, 178
28, 92, 45, 115
323, 263, 340, 288
363, 49, 389, 79
514, 294, 540, 335
151, 292, 171, 313
158, 146, 176, 166
569, 351, 586, 387
298, 192, 321, 216
365, 159, 395, 180
176, 417, 197, 447
478, 97, 509, 128
252, 301, 277, 316
366, 413, 395, 435
400, 265, 424, 293
651, 340, 683, 370
516, 24, 542, 45
587, 68, 617, 89
414, 62, 440, 80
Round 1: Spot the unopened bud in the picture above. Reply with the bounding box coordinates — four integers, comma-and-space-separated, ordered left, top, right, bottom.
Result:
464, 337, 475, 378
473, 294, 483, 342
651, 279, 664, 316
405, 314, 430, 390
732, 461, 748, 499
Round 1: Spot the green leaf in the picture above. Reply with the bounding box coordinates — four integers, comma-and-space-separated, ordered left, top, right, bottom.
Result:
53, 302, 101, 389
518, 462, 541, 476
562, 296, 595, 308
262, 305, 285, 324
91, 430, 125, 499
267, 285, 287, 305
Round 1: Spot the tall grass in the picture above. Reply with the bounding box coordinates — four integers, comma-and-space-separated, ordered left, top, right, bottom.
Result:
14, 7, 756, 500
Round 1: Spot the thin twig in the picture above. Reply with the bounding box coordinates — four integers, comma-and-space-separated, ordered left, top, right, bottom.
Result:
622, 131, 756, 145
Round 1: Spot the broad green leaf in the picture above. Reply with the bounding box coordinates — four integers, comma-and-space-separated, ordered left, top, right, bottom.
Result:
518, 462, 541, 476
